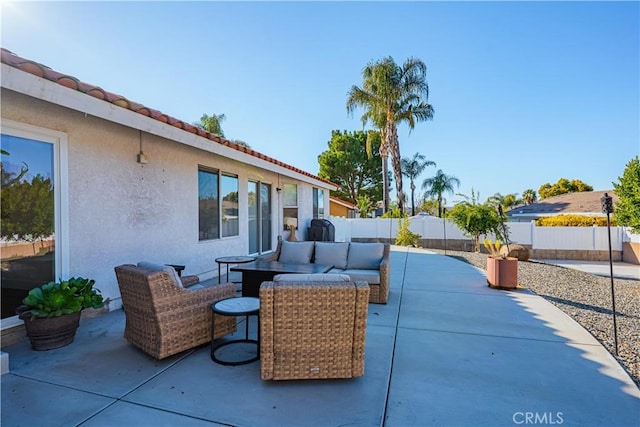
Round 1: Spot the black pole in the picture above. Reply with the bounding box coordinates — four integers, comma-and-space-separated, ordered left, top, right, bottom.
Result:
601, 193, 619, 356
443, 207, 447, 255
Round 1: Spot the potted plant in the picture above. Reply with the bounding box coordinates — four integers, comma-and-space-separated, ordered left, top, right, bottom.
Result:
483, 238, 518, 289
17, 277, 104, 350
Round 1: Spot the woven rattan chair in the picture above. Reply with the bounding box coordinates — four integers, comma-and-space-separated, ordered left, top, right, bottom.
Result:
114, 264, 237, 359
259, 280, 369, 380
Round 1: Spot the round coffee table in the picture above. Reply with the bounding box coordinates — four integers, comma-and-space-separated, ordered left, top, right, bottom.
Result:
215, 255, 256, 284
210, 297, 260, 366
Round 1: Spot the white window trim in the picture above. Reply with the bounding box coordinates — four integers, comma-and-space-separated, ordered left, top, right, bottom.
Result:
0, 119, 69, 329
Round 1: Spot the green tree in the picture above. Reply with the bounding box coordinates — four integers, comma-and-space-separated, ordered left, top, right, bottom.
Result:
401, 153, 436, 216
195, 113, 226, 137
318, 130, 383, 204
522, 189, 537, 205
346, 56, 434, 215
613, 156, 640, 234
488, 193, 521, 211
422, 169, 460, 218
448, 200, 507, 252
538, 178, 593, 199
418, 198, 439, 216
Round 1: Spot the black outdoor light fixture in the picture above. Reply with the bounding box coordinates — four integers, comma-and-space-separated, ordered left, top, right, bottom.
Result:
601, 192, 619, 356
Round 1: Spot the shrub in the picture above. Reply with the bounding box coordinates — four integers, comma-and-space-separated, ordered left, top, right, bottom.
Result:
536, 215, 615, 227
395, 217, 421, 247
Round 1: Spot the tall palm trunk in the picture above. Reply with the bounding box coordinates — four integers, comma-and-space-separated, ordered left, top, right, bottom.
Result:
386, 119, 404, 214
410, 181, 416, 216
381, 154, 389, 213
379, 128, 390, 214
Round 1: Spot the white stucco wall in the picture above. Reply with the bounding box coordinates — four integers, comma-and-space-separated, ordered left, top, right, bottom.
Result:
2, 88, 333, 313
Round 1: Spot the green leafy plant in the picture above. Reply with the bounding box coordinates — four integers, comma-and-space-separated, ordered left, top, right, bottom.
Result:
395, 217, 421, 247
21, 277, 103, 319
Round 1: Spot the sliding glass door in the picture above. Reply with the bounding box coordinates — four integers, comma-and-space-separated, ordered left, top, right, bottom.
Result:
248, 181, 272, 255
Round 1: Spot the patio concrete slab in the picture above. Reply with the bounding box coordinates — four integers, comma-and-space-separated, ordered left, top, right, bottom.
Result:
2, 247, 638, 426
386, 328, 639, 427
1, 374, 114, 426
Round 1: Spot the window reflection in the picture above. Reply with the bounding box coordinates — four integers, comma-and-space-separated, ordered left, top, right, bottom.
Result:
1, 134, 55, 319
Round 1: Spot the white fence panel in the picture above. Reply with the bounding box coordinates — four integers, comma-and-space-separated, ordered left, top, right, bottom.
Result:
504, 222, 533, 245
331, 216, 625, 251
533, 226, 611, 250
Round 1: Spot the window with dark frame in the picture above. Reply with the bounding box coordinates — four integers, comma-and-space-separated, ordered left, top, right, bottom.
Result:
198, 168, 240, 241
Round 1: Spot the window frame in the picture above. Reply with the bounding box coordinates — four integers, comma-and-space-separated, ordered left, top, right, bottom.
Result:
198, 167, 240, 241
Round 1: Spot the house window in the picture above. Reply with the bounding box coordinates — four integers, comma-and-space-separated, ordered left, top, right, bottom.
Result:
1, 121, 68, 324
221, 174, 239, 238
313, 188, 325, 219
198, 168, 239, 241
283, 183, 298, 231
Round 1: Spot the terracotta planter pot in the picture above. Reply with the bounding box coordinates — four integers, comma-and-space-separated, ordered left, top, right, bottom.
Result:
486, 257, 518, 289
18, 310, 81, 351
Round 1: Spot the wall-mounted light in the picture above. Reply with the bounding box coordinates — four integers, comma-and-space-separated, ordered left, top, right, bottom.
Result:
276, 187, 282, 193
137, 130, 148, 164
137, 151, 148, 164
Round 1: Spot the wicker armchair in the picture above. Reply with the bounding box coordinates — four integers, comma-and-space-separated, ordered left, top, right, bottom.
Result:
259, 280, 369, 380
114, 264, 237, 360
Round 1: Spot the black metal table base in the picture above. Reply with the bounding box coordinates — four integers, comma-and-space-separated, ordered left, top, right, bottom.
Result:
210, 297, 260, 366
210, 337, 259, 366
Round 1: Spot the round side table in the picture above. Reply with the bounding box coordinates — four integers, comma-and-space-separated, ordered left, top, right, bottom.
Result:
210, 297, 260, 366
215, 256, 256, 284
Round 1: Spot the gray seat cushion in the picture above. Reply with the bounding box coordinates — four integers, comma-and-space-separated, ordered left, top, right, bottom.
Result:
273, 273, 351, 282
314, 242, 349, 269
341, 269, 381, 285
278, 241, 315, 264
346, 242, 384, 270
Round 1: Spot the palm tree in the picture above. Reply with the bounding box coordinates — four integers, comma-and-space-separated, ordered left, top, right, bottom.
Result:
401, 153, 436, 216
195, 113, 226, 137
488, 193, 521, 211
522, 189, 537, 205
422, 169, 460, 217
347, 56, 434, 215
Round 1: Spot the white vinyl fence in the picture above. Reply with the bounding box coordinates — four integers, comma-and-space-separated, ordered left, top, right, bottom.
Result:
330, 216, 629, 252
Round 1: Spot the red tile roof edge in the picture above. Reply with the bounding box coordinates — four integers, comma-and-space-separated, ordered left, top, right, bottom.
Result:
330, 196, 357, 209
0, 48, 336, 188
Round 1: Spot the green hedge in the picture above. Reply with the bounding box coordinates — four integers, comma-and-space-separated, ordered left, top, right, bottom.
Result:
535, 214, 616, 227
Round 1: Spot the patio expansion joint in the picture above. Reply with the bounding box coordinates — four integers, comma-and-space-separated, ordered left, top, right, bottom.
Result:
396, 325, 603, 347
381, 247, 409, 427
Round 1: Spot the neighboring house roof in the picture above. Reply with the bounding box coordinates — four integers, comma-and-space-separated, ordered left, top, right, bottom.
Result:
330, 196, 357, 210
0, 48, 336, 189
508, 190, 618, 219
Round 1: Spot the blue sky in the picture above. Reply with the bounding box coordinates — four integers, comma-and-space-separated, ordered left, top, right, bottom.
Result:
2, 1, 638, 205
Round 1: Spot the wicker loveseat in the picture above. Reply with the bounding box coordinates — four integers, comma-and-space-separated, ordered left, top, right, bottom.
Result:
114, 264, 236, 359
260, 275, 369, 380
258, 241, 390, 304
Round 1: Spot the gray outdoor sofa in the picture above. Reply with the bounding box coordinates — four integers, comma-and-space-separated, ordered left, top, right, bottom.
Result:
258, 240, 390, 304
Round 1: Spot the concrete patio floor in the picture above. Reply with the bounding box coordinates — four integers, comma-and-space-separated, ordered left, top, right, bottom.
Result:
2, 247, 639, 427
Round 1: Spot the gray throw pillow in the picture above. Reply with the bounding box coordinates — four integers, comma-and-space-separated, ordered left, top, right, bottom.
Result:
278, 241, 314, 264
314, 242, 349, 269
346, 243, 384, 270
137, 261, 183, 288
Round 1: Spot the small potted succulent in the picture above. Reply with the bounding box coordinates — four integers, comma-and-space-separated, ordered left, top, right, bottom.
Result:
17, 277, 104, 350
483, 238, 518, 289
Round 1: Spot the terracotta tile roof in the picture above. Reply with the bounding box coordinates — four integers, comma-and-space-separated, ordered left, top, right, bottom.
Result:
330, 196, 357, 209
508, 190, 618, 216
0, 48, 335, 188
